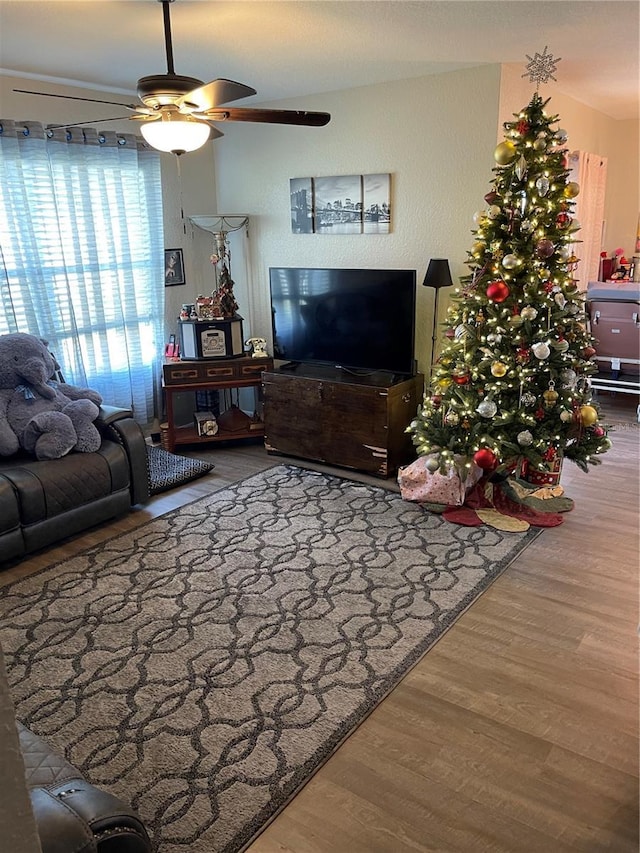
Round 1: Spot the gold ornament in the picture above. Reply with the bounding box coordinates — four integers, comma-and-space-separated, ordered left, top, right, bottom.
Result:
491, 361, 508, 377
543, 381, 559, 408
564, 182, 580, 199
494, 140, 517, 165
579, 405, 598, 426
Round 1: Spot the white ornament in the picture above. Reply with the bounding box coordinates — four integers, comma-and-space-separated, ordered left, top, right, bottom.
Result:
520, 306, 538, 321
532, 341, 551, 360
557, 245, 573, 261
502, 254, 519, 270
554, 292, 567, 309
560, 409, 574, 423
486, 205, 501, 220
535, 177, 550, 196
560, 368, 577, 388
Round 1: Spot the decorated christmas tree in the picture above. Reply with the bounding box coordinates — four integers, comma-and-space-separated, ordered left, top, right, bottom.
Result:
409, 52, 611, 485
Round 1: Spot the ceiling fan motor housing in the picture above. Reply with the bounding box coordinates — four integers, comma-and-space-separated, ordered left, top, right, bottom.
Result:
137, 74, 205, 107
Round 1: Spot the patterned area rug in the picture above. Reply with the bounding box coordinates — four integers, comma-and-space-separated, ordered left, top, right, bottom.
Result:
147, 444, 215, 494
0, 465, 539, 853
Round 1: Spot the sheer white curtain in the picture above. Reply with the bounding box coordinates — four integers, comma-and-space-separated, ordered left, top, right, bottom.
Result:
569, 150, 608, 290
0, 119, 164, 424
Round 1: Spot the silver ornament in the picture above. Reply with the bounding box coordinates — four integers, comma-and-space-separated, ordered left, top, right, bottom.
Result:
557, 245, 573, 261
486, 333, 502, 344
502, 253, 519, 270
425, 455, 440, 473
554, 292, 567, 309
476, 399, 497, 418
556, 128, 568, 144
445, 411, 460, 426
517, 430, 534, 446
536, 177, 550, 196
521, 391, 537, 407
560, 409, 573, 423
515, 155, 528, 181
520, 305, 538, 321
560, 368, 577, 388
520, 219, 534, 234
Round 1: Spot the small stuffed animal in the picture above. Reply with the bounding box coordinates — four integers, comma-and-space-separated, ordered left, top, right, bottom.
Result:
0, 333, 103, 460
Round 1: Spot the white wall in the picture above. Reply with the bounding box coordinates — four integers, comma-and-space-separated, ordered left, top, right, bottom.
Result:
213, 64, 503, 375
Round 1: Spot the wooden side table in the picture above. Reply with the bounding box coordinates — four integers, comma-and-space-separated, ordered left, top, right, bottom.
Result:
161, 355, 273, 452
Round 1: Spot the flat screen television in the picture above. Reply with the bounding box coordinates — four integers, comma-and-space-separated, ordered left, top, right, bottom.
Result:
269, 267, 416, 376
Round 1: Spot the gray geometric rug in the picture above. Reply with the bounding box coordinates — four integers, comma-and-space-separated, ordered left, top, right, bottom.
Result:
0, 465, 539, 853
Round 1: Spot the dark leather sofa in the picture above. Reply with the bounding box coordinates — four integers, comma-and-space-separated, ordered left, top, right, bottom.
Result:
19, 720, 151, 852
0, 406, 150, 563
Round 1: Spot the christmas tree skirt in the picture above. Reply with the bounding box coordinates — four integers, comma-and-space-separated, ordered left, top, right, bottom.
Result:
436, 475, 574, 529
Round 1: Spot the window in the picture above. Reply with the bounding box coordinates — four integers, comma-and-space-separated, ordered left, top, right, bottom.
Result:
0, 120, 164, 423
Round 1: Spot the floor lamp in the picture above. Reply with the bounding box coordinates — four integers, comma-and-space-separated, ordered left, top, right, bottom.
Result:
423, 258, 452, 376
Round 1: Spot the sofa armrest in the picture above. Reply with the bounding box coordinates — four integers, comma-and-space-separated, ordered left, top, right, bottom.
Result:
95, 405, 134, 426
30, 781, 152, 853
96, 412, 150, 506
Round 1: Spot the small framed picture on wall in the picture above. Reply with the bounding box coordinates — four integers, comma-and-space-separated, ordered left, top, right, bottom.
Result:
164, 248, 185, 286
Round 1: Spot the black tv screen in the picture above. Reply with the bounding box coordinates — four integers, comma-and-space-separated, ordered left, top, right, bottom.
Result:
269, 267, 416, 376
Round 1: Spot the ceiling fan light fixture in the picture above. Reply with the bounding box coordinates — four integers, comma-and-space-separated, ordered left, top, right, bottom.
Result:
141, 114, 210, 154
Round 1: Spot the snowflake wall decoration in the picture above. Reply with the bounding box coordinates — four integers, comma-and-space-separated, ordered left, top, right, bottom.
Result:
522, 46, 561, 88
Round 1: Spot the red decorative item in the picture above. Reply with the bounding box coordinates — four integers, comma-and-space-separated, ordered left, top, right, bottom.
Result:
484, 190, 499, 205
581, 346, 596, 359
516, 347, 530, 363
519, 452, 563, 486
473, 448, 498, 470
534, 407, 545, 420
543, 280, 555, 293
516, 120, 529, 134
556, 212, 571, 228
431, 395, 442, 408
536, 238, 555, 259
593, 425, 605, 438
486, 280, 510, 303
445, 328, 456, 339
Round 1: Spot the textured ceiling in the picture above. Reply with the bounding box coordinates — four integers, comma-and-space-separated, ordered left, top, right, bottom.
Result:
0, 0, 638, 121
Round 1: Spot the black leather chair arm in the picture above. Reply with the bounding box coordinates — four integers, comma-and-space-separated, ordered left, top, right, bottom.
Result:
95, 408, 150, 506
95, 404, 134, 426
30, 780, 151, 853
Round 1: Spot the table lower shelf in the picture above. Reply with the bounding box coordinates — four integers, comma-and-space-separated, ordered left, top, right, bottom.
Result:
160, 421, 265, 452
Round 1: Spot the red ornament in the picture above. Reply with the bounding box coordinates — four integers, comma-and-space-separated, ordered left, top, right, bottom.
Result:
516, 120, 529, 135
593, 425, 605, 438
581, 346, 596, 359
556, 212, 571, 228
516, 347, 530, 363
484, 190, 499, 205
431, 395, 442, 408
445, 328, 456, 339
534, 407, 545, 420
536, 238, 555, 259
473, 448, 498, 470
543, 280, 555, 294
486, 280, 510, 303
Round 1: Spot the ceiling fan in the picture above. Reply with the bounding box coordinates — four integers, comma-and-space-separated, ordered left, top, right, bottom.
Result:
14, 0, 331, 155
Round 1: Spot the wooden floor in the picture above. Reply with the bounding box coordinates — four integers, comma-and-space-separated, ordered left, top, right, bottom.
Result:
5, 394, 639, 852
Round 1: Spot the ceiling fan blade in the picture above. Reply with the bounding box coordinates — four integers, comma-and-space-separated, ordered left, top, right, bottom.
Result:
178, 79, 257, 112
46, 117, 133, 130
201, 107, 331, 127
13, 89, 140, 111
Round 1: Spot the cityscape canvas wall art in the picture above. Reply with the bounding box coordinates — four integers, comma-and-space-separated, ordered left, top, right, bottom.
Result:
290, 173, 391, 234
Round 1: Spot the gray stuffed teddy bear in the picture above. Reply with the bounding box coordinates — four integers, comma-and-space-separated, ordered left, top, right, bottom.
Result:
0, 333, 104, 461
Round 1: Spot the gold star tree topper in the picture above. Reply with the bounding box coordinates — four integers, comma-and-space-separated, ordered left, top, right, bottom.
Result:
522, 46, 561, 89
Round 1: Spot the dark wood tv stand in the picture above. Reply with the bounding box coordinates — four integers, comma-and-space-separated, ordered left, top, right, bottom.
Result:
262, 364, 424, 477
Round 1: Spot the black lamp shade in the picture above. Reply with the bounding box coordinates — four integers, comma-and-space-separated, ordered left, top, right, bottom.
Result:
423, 258, 452, 290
